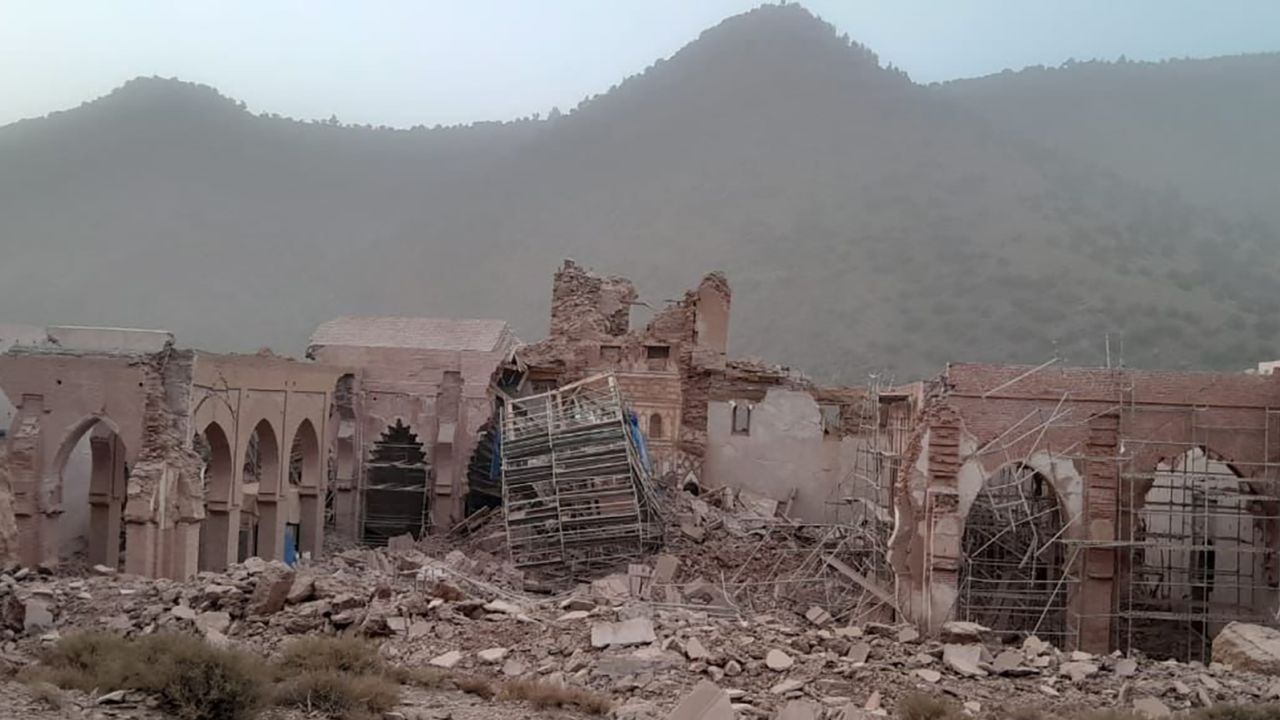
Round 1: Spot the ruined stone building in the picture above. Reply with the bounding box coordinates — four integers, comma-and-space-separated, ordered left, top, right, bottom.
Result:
888, 362, 1280, 659
0, 327, 346, 579
5, 264, 1280, 661
307, 317, 517, 543
503, 261, 879, 526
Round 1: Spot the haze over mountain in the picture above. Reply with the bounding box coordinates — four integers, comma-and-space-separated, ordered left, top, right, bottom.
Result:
2, 4, 1278, 382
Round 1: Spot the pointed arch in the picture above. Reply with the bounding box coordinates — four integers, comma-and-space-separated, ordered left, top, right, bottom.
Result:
51, 414, 127, 568
957, 462, 1067, 643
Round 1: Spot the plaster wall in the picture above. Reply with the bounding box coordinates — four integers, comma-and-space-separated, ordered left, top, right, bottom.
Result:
703, 388, 869, 523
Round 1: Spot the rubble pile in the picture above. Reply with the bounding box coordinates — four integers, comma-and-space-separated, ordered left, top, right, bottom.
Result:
5, 542, 1280, 720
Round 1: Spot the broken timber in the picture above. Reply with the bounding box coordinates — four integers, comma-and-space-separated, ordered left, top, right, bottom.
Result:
500, 372, 665, 578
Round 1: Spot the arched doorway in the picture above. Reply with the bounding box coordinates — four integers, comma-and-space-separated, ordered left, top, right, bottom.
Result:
196, 422, 234, 571
241, 420, 281, 560
52, 417, 128, 568
287, 419, 321, 564
957, 464, 1068, 643
363, 420, 428, 545
1125, 447, 1272, 661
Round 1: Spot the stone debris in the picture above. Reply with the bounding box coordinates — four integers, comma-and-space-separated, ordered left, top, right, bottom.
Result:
1059, 661, 1100, 683
0, 533, 1277, 720
765, 649, 794, 671
804, 606, 832, 627
1133, 697, 1172, 719
1212, 622, 1280, 675
776, 699, 820, 720
430, 650, 464, 669
665, 680, 735, 720
592, 617, 657, 648
942, 644, 986, 678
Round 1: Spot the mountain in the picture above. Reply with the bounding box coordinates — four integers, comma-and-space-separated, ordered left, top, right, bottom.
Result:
939, 53, 1280, 230
2, 4, 1278, 382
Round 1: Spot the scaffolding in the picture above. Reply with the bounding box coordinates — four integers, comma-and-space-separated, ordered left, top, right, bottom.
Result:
944, 365, 1280, 657
1113, 399, 1280, 662
950, 387, 1083, 646
499, 373, 664, 579
957, 464, 1072, 642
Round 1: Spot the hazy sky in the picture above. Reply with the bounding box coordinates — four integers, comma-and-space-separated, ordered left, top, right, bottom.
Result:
3, 1, 1279, 128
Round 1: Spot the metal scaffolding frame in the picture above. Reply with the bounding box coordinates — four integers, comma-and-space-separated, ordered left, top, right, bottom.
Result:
500, 373, 664, 579
1112, 399, 1280, 662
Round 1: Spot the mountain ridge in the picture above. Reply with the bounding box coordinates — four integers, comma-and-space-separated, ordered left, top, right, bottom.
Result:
2, 4, 1278, 382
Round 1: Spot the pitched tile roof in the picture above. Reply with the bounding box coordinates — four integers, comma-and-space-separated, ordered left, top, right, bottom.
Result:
309, 317, 513, 352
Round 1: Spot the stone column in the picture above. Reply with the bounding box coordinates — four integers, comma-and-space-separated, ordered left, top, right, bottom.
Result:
924, 407, 963, 632
199, 506, 239, 571
256, 500, 283, 560
1076, 411, 1120, 653
299, 489, 323, 559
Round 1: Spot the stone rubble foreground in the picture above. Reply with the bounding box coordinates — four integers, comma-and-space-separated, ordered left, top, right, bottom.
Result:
4, 543, 1280, 720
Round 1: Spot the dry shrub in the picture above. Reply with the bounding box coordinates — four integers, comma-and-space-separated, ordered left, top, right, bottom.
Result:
1187, 707, 1280, 720
277, 635, 386, 676
897, 692, 961, 720
27, 632, 264, 720
272, 671, 399, 720
136, 634, 266, 720
24, 681, 64, 709
453, 673, 497, 699
394, 665, 451, 689
500, 678, 613, 716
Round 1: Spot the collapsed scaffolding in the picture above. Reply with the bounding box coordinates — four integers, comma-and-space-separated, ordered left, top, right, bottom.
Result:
499, 373, 665, 579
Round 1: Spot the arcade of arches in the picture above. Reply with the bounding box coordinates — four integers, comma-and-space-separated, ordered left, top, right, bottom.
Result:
0, 337, 345, 579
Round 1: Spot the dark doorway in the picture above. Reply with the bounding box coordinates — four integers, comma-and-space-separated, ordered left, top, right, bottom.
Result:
362, 420, 429, 545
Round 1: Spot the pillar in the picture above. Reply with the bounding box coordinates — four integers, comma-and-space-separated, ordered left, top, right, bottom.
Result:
124, 520, 157, 576
1076, 411, 1120, 653
923, 406, 963, 632
165, 521, 201, 579
256, 500, 283, 560
199, 507, 239, 571
299, 489, 323, 559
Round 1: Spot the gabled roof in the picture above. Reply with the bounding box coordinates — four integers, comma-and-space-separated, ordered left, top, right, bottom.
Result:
309, 317, 513, 353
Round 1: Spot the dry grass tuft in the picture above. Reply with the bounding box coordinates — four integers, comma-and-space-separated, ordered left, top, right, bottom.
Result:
277, 635, 387, 677
500, 678, 613, 715
897, 692, 961, 720
452, 673, 497, 699
391, 664, 451, 689
27, 632, 265, 720
271, 670, 399, 720
24, 680, 65, 710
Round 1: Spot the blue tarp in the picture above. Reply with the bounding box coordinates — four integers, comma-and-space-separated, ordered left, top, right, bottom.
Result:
626, 411, 653, 475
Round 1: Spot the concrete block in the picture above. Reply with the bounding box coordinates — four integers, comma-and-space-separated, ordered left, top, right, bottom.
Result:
591, 617, 656, 648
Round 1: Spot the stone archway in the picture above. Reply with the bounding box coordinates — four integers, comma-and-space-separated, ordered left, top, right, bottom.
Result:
51, 416, 128, 569
1123, 447, 1275, 661
957, 463, 1068, 643
243, 419, 281, 560
287, 418, 322, 562
196, 421, 235, 571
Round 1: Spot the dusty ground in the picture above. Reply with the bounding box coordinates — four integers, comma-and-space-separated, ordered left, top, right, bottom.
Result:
3, 494, 1280, 719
